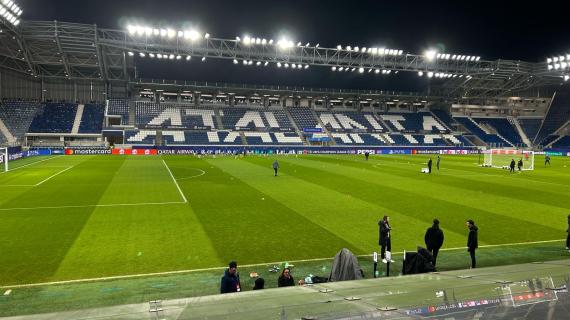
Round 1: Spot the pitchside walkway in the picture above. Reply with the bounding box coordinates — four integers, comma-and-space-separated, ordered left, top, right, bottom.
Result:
5, 259, 570, 320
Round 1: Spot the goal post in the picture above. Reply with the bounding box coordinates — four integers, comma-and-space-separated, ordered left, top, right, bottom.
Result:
0, 147, 8, 172
482, 149, 534, 171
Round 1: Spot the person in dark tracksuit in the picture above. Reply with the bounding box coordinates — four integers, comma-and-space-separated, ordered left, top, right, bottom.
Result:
509, 159, 516, 173
545, 154, 551, 166
424, 219, 444, 267
273, 160, 279, 176
427, 158, 433, 174
466, 220, 478, 268
220, 261, 241, 294
365, 152, 370, 161
378, 216, 394, 263
436, 155, 441, 171
566, 215, 570, 252
517, 159, 523, 171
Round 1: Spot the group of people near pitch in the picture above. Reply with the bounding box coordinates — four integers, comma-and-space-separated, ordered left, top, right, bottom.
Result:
379, 216, 479, 269
220, 261, 299, 293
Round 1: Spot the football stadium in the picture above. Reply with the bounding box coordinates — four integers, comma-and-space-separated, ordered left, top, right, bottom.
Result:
1, 1, 570, 319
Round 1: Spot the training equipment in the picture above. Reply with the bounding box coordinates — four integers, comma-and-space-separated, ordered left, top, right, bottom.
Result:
482, 149, 535, 171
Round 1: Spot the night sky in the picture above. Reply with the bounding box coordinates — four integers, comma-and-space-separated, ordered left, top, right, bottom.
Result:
17, 0, 569, 91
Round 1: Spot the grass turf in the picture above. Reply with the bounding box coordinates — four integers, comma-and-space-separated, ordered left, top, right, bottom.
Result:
0, 153, 569, 288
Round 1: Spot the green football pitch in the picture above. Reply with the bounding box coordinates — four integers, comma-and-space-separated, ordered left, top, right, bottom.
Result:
0, 153, 568, 286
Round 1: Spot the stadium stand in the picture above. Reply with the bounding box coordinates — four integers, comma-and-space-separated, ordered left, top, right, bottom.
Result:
78, 104, 105, 134
552, 136, 570, 148
28, 103, 78, 133
473, 117, 523, 146
289, 107, 319, 129
534, 91, 570, 145
454, 116, 511, 146
517, 118, 543, 142
430, 109, 456, 130
107, 99, 130, 124
541, 135, 560, 147
0, 101, 38, 143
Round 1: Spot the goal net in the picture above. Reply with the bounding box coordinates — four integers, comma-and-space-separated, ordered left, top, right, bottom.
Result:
0, 148, 7, 172
482, 149, 534, 171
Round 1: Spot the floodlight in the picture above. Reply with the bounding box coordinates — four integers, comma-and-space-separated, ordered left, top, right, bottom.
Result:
362, 47, 367, 53
145, 28, 153, 36
178, 31, 184, 38
305, 42, 310, 47
358, 67, 364, 73
564, 62, 569, 69
169, 54, 175, 60
248, 60, 253, 65
354, 46, 359, 52
553, 57, 559, 62
153, 29, 160, 36
243, 36, 251, 45
565, 75, 569, 81
127, 25, 136, 35
555, 63, 561, 69
188, 30, 200, 41
127, 51, 134, 56
337, 45, 342, 50
388, 49, 394, 55
157, 54, 163, 59
277, 62, 282, 68
368, 68, 372, 73
149, 53, 155, 58
167, 29, 176, 38
560, 56, 565, 61
236, 36, 241, 41
233, 59, 238, 64
567, 54, 570, 61
262, 39, 267, 45
243, 60, 248, 65
338, 67, 344, 71
256, 61, 261, 66
304, 64, 309, 69
176, 55, 182, 60
205, 33, 210, 39
427, 71, 434, 78
351, 68, 356, 72
186, 55, 191, 61
424, 49, 437, 61
201, 57, 206, 62
332, 66, 337, 71
284, 63, 289, 68
269, 39, 274, 44
256, 38, 261, 44
291, 64, 297, 69
315, 44, 319, 48
418, 71, 423, 76
264, 61, 269, 66
139, 52, 146, 58
160, 29, 167, 37
398, 50, 403, 55
297, 42, 302, 47
346, 46, 352, 51
375, 69, 380, 74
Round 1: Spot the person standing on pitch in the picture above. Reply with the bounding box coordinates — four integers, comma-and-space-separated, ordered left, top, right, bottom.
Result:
273, 160, 279, 176
436, 155, 441, 171
509, 159, 515, 173
365, 151, 370, 161
378, 216, 394, 263
427, 158, 433, 174
424, 219, 444, 267
466, 220, 478, 268
566, 215, 570, 252
517, 158, 523, 171
545, 154, 551, 166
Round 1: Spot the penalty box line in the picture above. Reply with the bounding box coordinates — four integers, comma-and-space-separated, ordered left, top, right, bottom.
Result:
0, 155, 61, 175
1, 239, 565, 290
162, 159, 188, 203
0, 201, 188, 211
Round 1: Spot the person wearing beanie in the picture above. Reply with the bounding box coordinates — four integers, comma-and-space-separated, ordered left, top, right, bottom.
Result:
220, 261, 241, 294
466, 220, 479, 268
424, 219, 445, 267
378, 215, 395, 263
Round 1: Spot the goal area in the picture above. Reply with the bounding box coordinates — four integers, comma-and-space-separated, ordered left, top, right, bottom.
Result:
0, 147, 8, 172
482, 149, 534, 171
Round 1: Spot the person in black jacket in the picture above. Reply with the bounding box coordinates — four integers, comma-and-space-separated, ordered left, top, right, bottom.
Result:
378, 215, 394, 263
424, 219, 444, 267
427, 158, 433, 174
220, 261, 241, 294
277, 268, 295, 287
566, 215, 570, 252
253, 277, 265, 290
509, 159, 515, 173
466, 220, 479, 268
517, 159, 523, 171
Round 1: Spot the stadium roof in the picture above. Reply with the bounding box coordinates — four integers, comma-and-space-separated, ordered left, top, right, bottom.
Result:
1, 0, 568, 96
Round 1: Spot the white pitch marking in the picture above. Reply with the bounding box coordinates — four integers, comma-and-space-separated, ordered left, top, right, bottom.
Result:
34, 166, 75, 186
3, 289, 11, 295
162, 159, 188, 203
0, 156, 61, 174
175, 168, 206, 181
0, 239, 564, 289
0, 201, 188, 212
